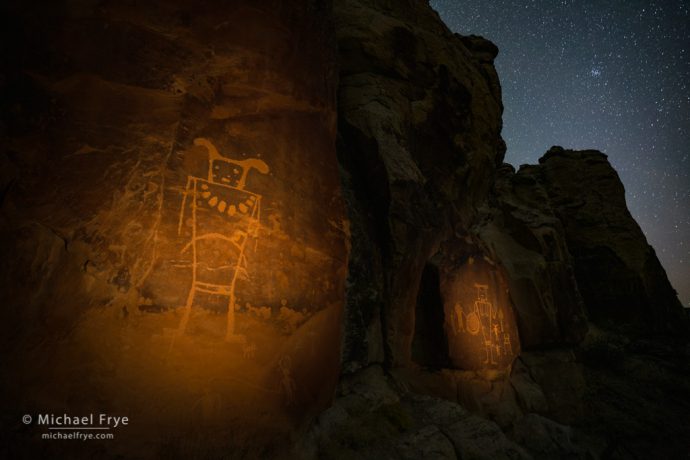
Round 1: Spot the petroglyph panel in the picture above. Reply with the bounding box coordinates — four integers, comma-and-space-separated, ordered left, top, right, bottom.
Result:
441, 256, 520, 370
0, 1, 346, 455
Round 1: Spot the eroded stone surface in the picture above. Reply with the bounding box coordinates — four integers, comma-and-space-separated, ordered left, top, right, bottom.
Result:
477, 163, 588, 348
335, 0, 507, 371
538, 147, 687, 334
304, 365, 529, 460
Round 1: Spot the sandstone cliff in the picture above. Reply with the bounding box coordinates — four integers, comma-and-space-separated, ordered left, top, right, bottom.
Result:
335, 0, 510, 372
538, 146, 687, 333
1, 0, 688, 459
310, 1, 688, 459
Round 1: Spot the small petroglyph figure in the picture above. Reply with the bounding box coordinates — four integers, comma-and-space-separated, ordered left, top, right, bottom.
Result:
503, 333, 513, 356
492, 323, 501, 339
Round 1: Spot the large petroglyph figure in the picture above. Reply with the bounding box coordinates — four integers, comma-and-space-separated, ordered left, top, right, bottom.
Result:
176, 138, 269, 342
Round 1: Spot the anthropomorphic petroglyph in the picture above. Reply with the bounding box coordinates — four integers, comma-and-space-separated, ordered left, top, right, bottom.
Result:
174, 138, 270, 344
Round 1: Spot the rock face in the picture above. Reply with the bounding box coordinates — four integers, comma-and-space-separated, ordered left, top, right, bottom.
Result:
328, 0, 687, 456
475, 146, 686, 345
1, 0, 348, 457
2, 0, 689, 459
335, 0, 511, 373
303, 365, 531, 460
537, 147, 687, 333
476, 163, 589, 348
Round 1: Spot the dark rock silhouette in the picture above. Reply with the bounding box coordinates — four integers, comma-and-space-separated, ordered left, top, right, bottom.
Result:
538, 146, 687, 334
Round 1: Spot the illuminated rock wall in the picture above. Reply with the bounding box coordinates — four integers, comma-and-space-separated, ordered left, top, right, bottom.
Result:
0, 0, 346, 456
439, 255, 520, 370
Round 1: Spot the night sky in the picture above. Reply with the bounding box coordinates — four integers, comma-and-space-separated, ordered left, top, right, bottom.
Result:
431, 0, 690, 308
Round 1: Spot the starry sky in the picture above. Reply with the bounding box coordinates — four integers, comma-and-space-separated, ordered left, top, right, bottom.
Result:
430, 0, 690, 308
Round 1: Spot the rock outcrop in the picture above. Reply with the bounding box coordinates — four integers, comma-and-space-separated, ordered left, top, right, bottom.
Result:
478, 146, 687, 343
329, 0, 688, 455
537, 147, 687, 334
335, 0, 508, 372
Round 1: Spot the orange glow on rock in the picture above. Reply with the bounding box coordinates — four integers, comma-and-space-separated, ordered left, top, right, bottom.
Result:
441, 256, 521, 370
0, 3, 348, 454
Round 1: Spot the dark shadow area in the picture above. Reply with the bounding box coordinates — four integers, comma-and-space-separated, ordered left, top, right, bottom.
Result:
412, 262, 451, 370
